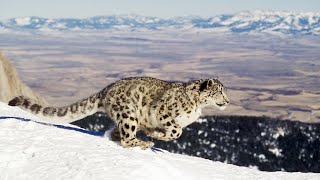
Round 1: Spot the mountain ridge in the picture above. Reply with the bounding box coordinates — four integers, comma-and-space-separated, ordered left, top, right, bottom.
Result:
1, 11, 319, 36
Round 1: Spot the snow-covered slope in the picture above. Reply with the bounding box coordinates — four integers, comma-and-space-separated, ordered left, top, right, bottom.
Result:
1, 11, 320, 35
0, 101, 318, 180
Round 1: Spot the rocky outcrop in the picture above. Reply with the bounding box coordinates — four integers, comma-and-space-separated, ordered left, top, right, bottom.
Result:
0, 52, 47, 104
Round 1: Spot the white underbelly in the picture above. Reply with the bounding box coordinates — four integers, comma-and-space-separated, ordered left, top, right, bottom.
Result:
175, 108, 202, 128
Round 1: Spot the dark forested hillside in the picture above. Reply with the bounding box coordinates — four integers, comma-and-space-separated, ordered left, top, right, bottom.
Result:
72, 114, 320, 172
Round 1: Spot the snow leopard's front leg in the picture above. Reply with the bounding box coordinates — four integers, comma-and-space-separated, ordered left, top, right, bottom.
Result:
145, 116, 182, 141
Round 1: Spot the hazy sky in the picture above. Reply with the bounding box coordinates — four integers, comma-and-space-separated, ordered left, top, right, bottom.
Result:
1, 0, 319, 19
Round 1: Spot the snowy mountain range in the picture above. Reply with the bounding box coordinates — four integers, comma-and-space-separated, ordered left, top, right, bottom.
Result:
1, 11, 320, 35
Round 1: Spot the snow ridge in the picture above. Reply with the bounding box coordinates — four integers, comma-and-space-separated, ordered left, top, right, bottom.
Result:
0, 102, 319, 180
0, 11, 319, 35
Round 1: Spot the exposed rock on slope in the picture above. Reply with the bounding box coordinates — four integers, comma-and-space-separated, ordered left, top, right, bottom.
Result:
0, 52, 47, 104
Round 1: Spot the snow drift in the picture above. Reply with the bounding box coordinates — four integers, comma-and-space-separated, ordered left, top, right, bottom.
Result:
0, 102, 318, 180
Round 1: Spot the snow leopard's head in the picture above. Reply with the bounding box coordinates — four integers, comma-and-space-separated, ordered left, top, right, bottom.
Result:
197, 78, 229, 110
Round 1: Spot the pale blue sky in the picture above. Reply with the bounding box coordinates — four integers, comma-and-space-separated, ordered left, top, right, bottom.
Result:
1, 0, 319, 19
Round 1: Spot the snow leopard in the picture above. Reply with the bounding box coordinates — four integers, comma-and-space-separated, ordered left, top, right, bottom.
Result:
8, 77, 229, 149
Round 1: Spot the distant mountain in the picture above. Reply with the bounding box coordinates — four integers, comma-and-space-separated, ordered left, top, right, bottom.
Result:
1, 11, 320, 35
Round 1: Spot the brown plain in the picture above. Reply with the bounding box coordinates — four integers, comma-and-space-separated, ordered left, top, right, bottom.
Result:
0, 30, 319, 122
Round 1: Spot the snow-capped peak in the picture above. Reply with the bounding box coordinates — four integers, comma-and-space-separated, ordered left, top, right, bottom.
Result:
0, 11, 319, 35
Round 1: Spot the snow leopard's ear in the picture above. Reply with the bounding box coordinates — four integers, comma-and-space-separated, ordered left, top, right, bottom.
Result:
199, 79, 214, 91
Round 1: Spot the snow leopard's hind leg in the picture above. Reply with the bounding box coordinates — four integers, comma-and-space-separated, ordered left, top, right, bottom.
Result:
117, 113, 154, 149
111, 128, 121, 141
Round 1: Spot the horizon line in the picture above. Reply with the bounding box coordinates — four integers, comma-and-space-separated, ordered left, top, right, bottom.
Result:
1, 9, 320, 20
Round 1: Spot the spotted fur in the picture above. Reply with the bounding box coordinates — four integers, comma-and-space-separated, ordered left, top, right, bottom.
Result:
8, 77, 229, 149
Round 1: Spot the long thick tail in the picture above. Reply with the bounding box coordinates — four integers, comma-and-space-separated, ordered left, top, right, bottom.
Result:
8, 93, 104, 123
